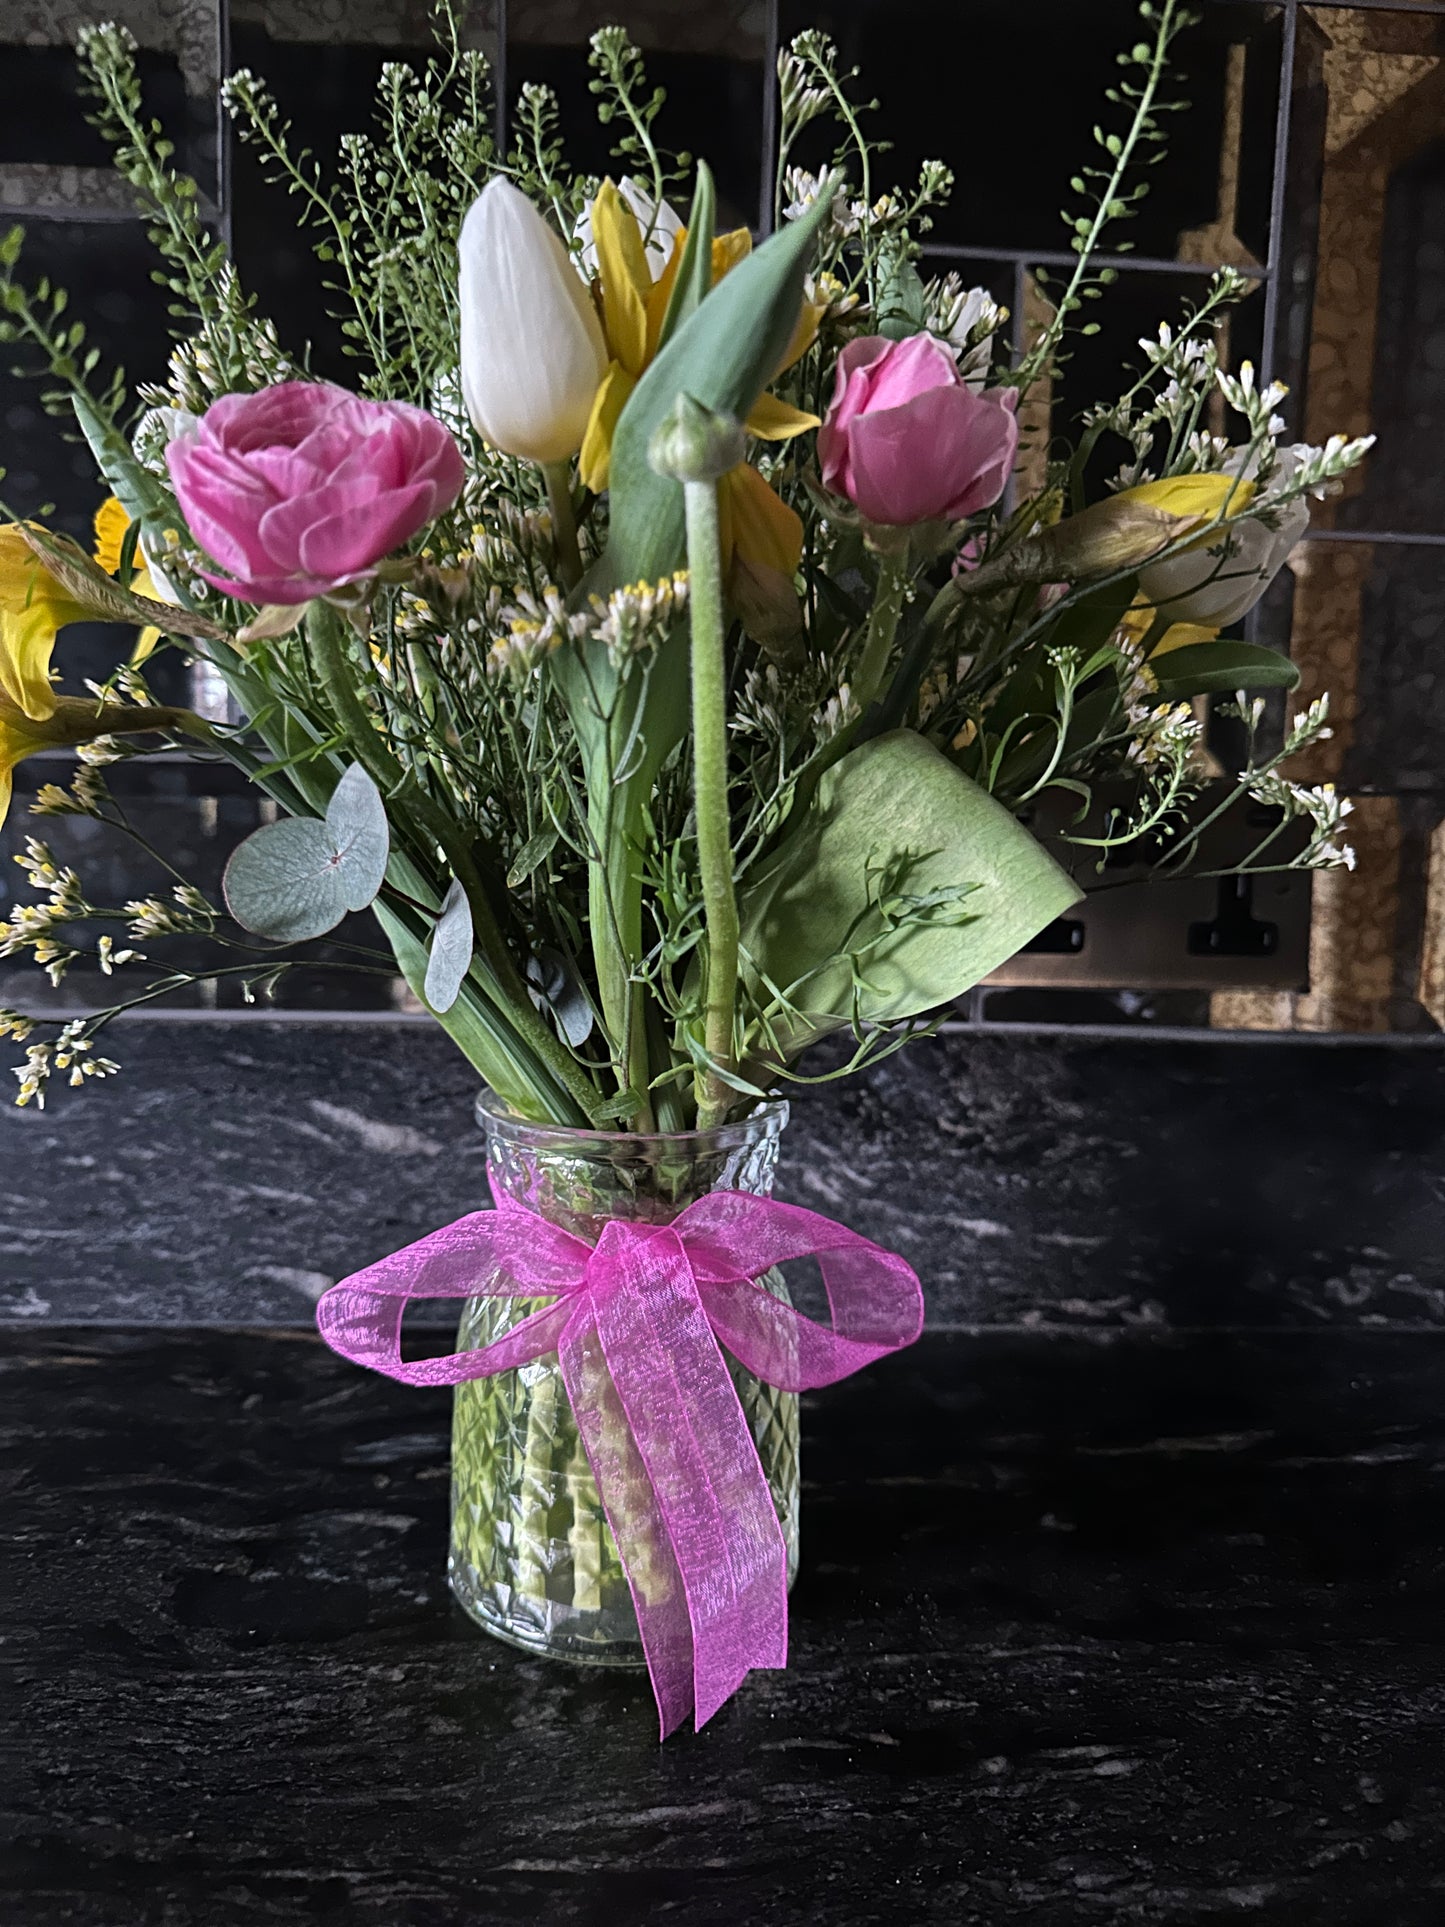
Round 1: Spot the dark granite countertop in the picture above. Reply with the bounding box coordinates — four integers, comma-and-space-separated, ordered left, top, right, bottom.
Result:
4, 1023, 1445, 1923
5, 1324, 1445, 1926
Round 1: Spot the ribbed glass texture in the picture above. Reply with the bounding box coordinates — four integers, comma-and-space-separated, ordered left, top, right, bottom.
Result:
449, 1098, 799, 1668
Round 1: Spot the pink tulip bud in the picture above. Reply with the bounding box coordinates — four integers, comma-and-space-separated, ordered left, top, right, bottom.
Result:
167, 381, 466, 605
818, 334, 1018, 528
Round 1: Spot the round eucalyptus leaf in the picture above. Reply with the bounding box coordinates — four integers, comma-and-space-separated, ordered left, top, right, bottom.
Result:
423, 879, 474, 1013
325, 763, 390, 911
223, 818, 355, 942
223, 763, 391, 942
528, 945, 595, 1047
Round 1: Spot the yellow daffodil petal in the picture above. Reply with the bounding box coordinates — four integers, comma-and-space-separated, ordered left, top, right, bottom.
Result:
744, 392, 821, 443
93, 496, 131, 576
644, 231, 685, 360
1115, 473, 1255, 527
578, 361, 637, 495
591, 179, 652, 377
0, 701, 60, 830
1150, 620, 1223, 656
776, 298, 825, 378
719, 462, 804, 576
0, 526, 91, 722
129, 564, 162, 664
711, 229, 752, 280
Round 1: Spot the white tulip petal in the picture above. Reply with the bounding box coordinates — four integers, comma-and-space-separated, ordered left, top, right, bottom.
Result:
458, 179, 608, 465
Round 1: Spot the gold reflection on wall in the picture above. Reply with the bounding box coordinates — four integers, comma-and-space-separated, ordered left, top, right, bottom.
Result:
1216, 9, 1445, 1033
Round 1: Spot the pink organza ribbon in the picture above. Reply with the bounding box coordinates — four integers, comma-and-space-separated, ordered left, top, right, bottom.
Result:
315, 1191, 923, 1738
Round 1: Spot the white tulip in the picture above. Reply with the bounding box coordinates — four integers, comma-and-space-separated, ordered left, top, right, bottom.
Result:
458, 179, 608, 465
1138, 445, 1312, 630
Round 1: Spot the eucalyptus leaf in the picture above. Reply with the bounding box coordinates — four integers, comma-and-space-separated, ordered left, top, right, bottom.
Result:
374, 887, 586, 1125
875, 244, 929, 341
423, 879, 474, 1014
325, 763, 390, 911
1150, 639, 1300, 699
222, 763, 389, 941
527, 946, 595, 1047
737, 731, 1083, 1060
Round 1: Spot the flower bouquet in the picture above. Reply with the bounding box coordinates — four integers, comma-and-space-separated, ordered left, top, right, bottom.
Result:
0, 2, 1370, 1733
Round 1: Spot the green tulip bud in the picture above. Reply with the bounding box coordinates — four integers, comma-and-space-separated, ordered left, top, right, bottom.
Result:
648, 393, 745, 485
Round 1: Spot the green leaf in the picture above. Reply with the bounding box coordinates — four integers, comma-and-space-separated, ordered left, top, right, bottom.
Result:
655, 162, 716, 352
505, 826, 560, 888
875, 243, 929, 341
1150, 639, 1301, 699
737, 731, 1083, 1060
71, 385, 171, 530
222, 763, 388, 941
588, 183, 833, 596
423, 878, 473, 1014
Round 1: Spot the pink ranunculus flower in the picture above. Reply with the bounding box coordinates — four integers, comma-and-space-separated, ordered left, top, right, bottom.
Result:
166, 381, 466, 605
818, 333, 1019, 528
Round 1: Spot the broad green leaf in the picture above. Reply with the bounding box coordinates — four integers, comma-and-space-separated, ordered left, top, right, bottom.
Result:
655, 163, 717, 352
423, 878, 473, 1014
1150, 639, 1300, 699
737, 731, 1083, 1059
588, 184, 834, 597
222, 762, 388, 941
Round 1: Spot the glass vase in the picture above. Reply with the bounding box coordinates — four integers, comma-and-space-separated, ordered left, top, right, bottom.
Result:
448, 1096, 800, 1668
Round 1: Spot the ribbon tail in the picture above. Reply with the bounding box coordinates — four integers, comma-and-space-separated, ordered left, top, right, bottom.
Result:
559, 1308, 696, 1740
580, 1225, 789, 1735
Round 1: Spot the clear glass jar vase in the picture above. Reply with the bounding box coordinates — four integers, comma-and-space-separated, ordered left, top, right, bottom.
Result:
449, 1096, 799, 1669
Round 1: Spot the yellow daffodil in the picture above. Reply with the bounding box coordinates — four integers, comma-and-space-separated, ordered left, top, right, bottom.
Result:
1113, 472, 1256, 655
578, 179, 822, 580
0, 523, 89, 723
92, 496, 164, 661
0, 504, 176, 827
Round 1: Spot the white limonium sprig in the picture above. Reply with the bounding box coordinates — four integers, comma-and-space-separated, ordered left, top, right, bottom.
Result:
591, 573, 690, 672
13, 1020, 121, 1109
124, 883, 213, 941
1248, 772, 1357, 871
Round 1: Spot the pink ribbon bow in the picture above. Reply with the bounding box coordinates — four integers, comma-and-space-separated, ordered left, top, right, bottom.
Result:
315, 1191, 923, 1737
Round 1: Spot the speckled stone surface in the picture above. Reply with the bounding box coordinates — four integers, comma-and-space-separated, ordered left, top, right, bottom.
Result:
3, 1326, 1445, 1926
3, 1018, 1444, 1331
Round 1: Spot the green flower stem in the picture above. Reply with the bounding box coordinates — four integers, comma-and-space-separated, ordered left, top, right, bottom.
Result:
306, 602, 605, 1125
543, 461, 584, 591
852, 548, 910, 714
683, 477, 740, 1129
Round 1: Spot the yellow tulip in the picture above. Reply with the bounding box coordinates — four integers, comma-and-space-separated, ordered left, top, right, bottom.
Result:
577, 180, 819, 581
91, 497, 164, 661
1112, 472, 1254, 524
1114, 472, 1258, 654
